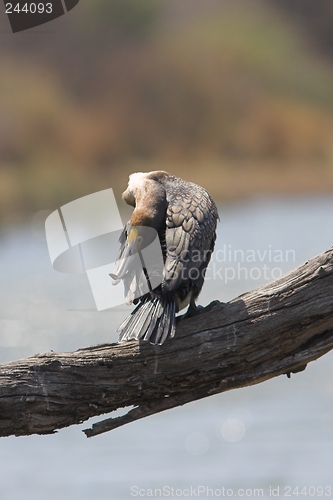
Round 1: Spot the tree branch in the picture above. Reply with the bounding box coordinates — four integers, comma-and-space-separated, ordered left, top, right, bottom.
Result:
0, 248, 333, 438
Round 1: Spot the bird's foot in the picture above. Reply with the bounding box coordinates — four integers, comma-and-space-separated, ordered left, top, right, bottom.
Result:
176, 303, 203, 323
202, 300, 223, 313
176, 300, 223, 324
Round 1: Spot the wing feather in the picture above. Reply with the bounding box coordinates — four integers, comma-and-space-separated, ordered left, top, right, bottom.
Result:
162, 180, 218, 294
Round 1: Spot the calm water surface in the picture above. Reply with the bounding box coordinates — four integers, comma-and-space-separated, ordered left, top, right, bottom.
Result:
0, 195, 333, 500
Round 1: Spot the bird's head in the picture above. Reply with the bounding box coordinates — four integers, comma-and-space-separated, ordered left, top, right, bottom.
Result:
122, 172, 147, 207
122, 172, 168, 229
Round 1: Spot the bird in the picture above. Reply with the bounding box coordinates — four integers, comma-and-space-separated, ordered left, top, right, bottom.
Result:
110, 171, 219, 345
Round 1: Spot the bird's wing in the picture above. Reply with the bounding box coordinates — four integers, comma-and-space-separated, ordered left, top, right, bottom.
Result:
162, 185, 218, 293
112, 224, 148, 305
112, 224, 129, 274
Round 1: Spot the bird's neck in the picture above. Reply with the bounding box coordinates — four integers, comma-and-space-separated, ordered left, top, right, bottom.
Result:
130, 181, 167, 230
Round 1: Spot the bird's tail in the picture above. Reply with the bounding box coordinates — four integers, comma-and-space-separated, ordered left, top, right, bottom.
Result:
117, 296, 176, 345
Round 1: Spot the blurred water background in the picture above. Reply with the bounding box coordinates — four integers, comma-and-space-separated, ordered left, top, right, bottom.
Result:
1, 0, 333, 498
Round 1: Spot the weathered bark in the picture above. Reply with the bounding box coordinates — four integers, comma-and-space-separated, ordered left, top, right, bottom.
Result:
0, 248, 333, 438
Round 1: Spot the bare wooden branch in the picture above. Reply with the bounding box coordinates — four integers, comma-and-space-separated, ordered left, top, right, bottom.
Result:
0, 248, 333, 438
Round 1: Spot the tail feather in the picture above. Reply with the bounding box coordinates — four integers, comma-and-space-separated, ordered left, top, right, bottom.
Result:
143, 299, 162, 341
159, 301, 176, 344
140, 299, 163, 343
118, 297, 176, 345
116, 301, 141, 333
149, 301, 169, 345
169, 301, 176, 339
129, 300, 153, 340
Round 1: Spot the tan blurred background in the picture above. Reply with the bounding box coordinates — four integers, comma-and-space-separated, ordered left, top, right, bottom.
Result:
1, 0, 333, 224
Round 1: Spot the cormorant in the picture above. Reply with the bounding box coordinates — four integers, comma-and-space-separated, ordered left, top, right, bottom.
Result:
111, 171, 218, 345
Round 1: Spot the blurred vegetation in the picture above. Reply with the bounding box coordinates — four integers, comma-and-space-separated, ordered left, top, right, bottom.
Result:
1, 0, 333, 224
271, 0, 333, 59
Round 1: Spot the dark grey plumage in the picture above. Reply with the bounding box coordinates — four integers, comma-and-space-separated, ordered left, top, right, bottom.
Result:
111, 171, 218, 345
